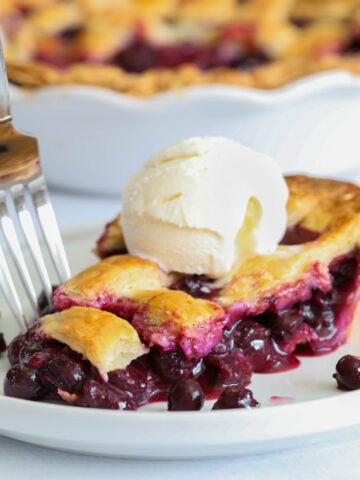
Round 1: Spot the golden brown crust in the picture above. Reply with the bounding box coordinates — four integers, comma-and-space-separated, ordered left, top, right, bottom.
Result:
60, 254, 169, 302
131, 289, 226, 358
132, 289, 224, 329
219, 219, 358, 308
285, 175, 360, 230
5, 61, 252, 96
219, 175, 360, 308
40, 306, 148, 373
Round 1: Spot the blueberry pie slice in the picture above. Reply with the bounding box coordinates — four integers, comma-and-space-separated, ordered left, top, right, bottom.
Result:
2, 0, 360, 96
4, 138, 360, 411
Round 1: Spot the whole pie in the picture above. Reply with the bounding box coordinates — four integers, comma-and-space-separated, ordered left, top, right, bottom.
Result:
2, 0, 360, 95
4, 174, 360, 410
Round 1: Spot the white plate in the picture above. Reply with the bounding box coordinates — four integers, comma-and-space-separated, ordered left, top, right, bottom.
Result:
0, 225, 359, 459
10, 72, 360, 196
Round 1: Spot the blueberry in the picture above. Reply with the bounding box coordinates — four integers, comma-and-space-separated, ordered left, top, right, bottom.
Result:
206, 349, 252, 388
272, 310, 304, 341
212, 386, 260, 410
333, 354, 360, 390
168, 379, 204, 411
42, 354, 87, 394
109, 362, 153, 406
26, 351, 52, 369
7, 334, 26, 366
77, 379, 135, 410
233, 320, 276, 372
151, 349, 205, 382
4, 364, 47, 400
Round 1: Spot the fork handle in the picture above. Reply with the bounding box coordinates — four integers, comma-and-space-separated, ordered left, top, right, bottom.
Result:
0, 39, 11, 123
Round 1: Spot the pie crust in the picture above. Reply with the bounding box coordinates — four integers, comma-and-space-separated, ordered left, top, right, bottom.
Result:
40, 306, 148, 374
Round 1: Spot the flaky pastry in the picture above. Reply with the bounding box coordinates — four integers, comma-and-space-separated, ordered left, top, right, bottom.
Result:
53, 254, 169, 315
131, 289, 226, 358
40, 306, 148, 374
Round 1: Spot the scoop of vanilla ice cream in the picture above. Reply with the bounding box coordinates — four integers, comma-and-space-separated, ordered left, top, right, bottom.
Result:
121, 137, 288, 278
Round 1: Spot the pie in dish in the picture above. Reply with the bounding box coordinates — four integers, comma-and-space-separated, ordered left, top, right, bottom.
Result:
4, 174, 360, 410
2, 0, 360, 96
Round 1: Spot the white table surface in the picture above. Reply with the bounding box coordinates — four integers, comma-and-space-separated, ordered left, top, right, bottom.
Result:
1, 188, 360, 480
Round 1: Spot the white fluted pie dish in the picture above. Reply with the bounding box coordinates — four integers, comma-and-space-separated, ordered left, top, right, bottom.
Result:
9, 71, 360, 196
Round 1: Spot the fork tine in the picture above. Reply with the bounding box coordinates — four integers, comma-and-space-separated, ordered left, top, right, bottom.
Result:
11, 183, 53, 305
0, 190, 38, 318
0, 241, 29, 331
0, 38, 69, 327
29, 175, 71, 283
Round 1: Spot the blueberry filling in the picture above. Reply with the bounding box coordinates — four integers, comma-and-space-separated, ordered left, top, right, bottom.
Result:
280, 224, 320, 245
4, 215, 360, 412
171, 274, 221, 299
31, 24, 270, 73
110, 39, 269, 73
4, 248, 359, 410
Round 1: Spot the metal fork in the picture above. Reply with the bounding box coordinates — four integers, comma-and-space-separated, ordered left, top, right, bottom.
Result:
0, 41, 71, 331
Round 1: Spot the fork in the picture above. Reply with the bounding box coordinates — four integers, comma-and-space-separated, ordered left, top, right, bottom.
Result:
0, 41, 71, 331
